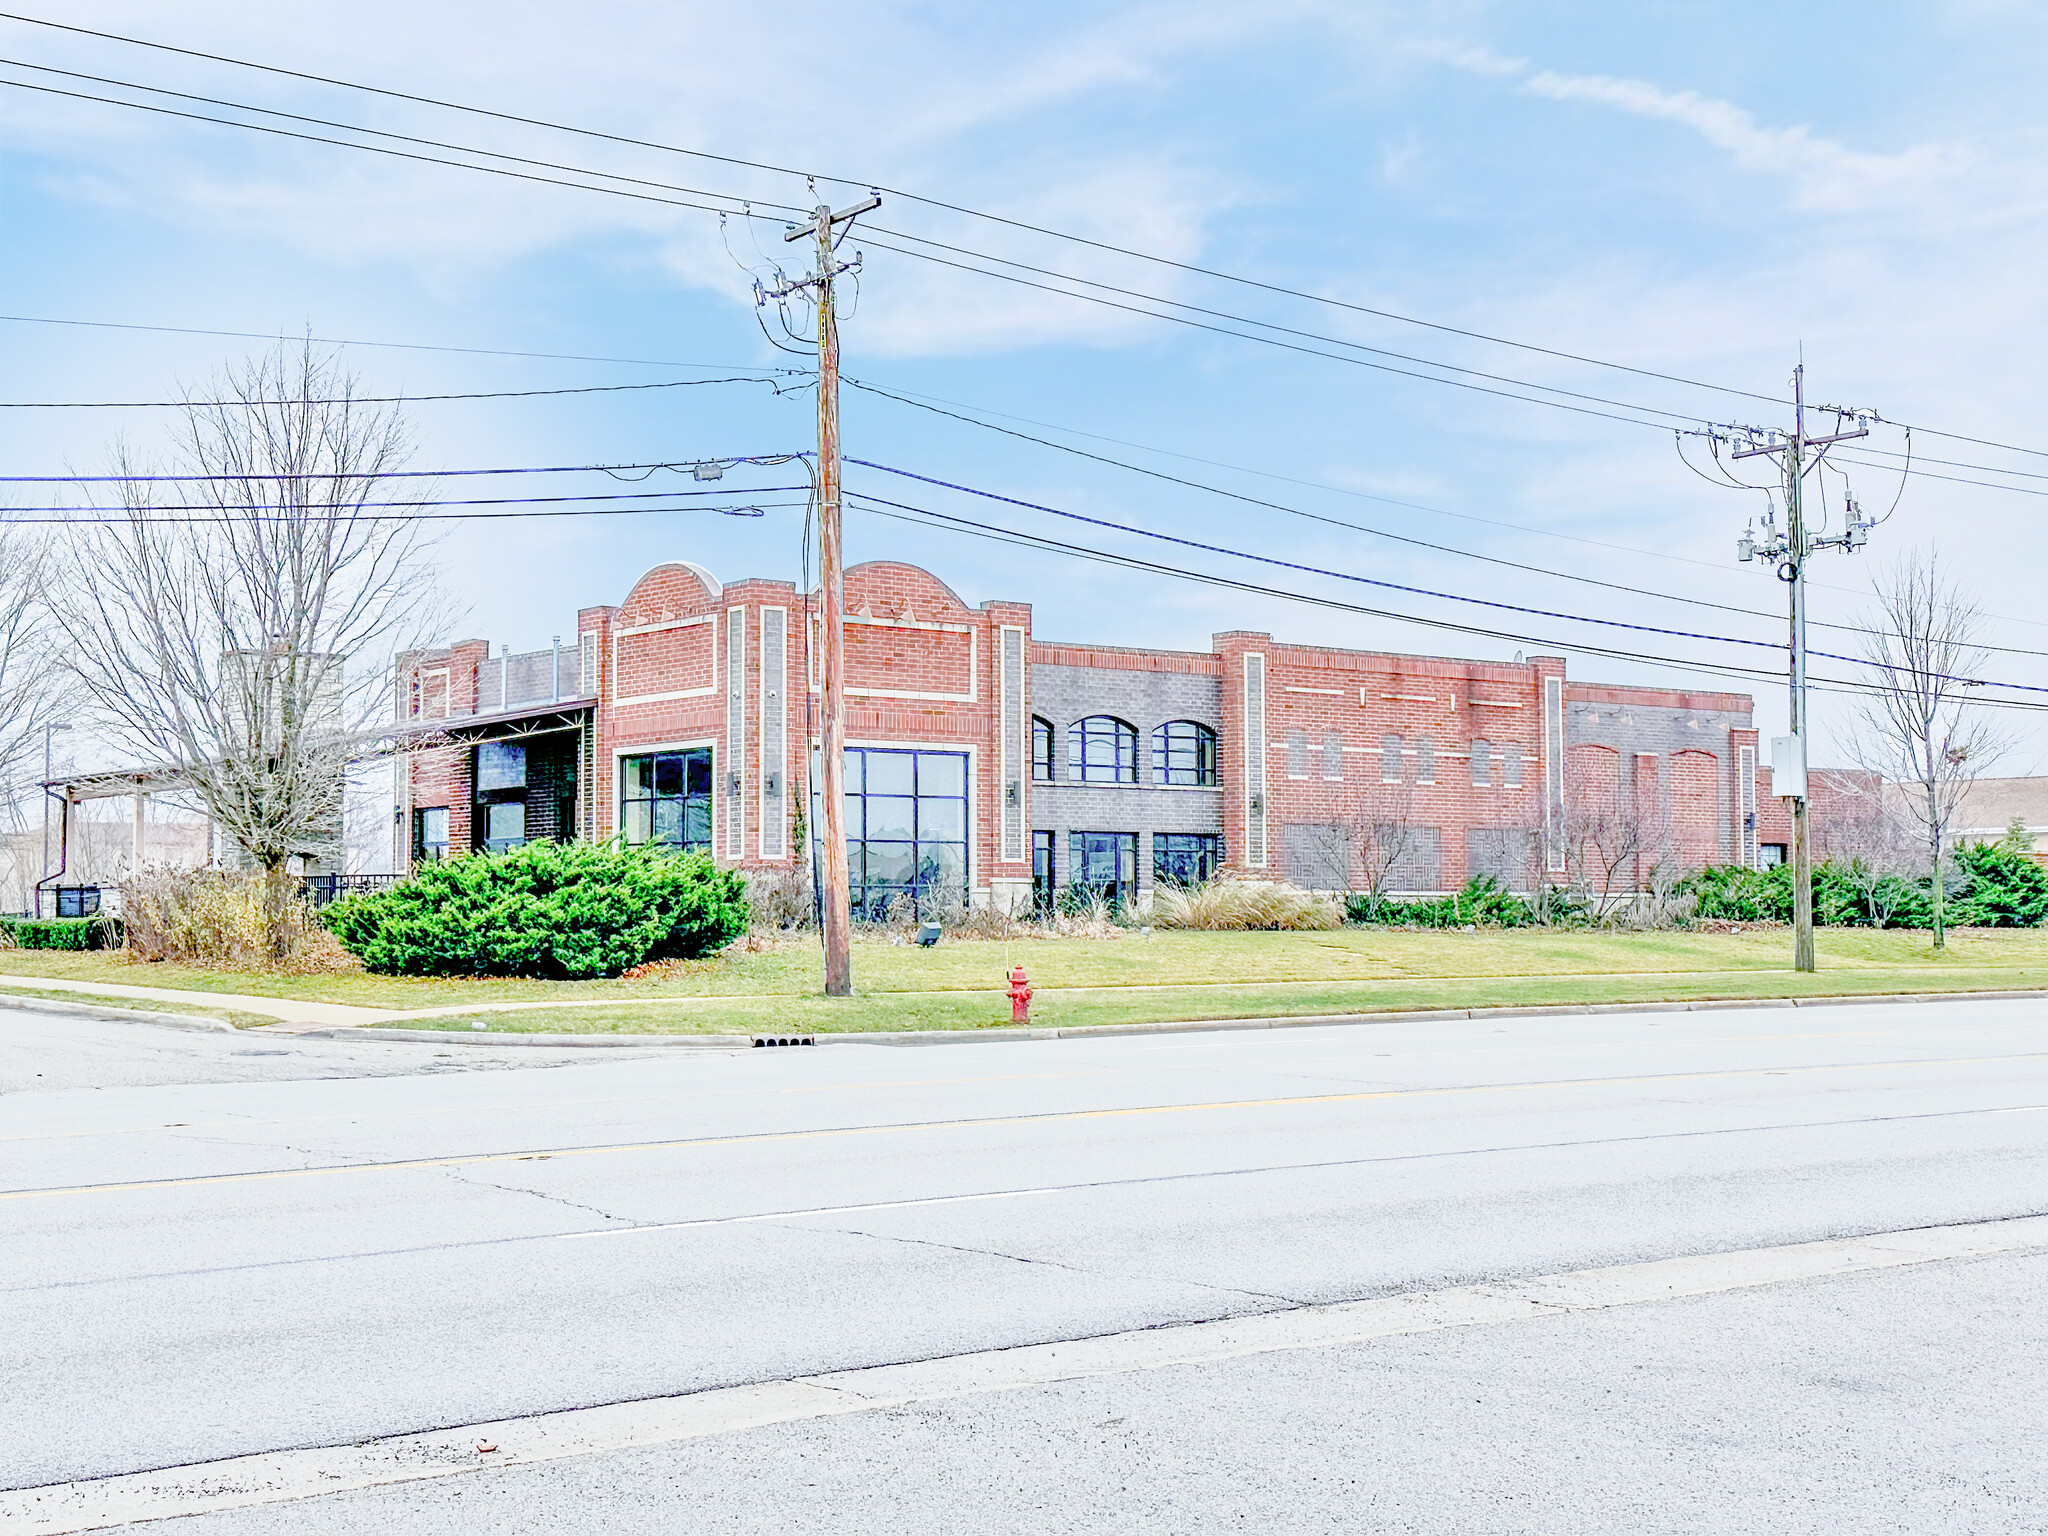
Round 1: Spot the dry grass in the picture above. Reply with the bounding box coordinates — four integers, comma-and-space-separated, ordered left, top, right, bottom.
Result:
1149, 878, 1341, 932
119, 866, 361, 974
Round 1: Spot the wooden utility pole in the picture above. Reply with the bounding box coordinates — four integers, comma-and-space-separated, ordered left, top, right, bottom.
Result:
1783, 368, 1815, 973
1730, 363, 1873, 975
781, 196, 878, 997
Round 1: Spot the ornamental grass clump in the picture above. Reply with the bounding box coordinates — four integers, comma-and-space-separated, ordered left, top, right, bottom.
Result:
1149, 877, 1341, 932
325, 840, 749, 979
121, 866, 327, 969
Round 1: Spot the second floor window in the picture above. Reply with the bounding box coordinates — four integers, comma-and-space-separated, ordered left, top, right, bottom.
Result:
1069, 716, 1137, 783
1153, 720, 1218, 785
1032, 717, 1054, 782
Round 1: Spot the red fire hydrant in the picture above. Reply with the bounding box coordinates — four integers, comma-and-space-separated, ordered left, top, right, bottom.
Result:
1008, 964, 1034, 1025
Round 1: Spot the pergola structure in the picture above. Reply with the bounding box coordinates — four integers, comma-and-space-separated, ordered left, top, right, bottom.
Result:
31, 689, 595, 916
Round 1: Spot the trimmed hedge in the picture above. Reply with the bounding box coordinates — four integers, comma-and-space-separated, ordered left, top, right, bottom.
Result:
0, 916, 120, 951
324, 840, 750, 979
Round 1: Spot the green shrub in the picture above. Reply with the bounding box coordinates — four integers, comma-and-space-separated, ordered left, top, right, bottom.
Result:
1680, 862, 1793, 923
1347, 877, 1535, 929
325, 840, 750, 979
1679, 849, 2047, 930
1949, 840, 2048, 928
0, 916, 119, 951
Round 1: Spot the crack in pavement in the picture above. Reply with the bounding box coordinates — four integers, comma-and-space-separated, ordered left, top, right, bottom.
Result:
799, 1221, 1304, 1308
438, 1167, 636, 1227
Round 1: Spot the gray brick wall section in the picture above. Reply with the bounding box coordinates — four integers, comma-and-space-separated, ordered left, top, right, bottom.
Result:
1030, 663, 1224, 897
1567, 698, 1752, 860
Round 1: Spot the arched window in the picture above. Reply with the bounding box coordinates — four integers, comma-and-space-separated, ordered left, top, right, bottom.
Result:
1032, 717, 1055, 782
1068, 716, 1138, 783
1153, 720, 1217, 786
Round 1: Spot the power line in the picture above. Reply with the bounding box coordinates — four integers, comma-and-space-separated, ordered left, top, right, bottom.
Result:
847, 232, 1684, 433
0, 9, 1788, 409
0, 74, 780, 226
843, 374, 2048, 657
0, 66, 1719, 435
0, 454, 807, 483
844, 373, 2048, 646
2, 498, 808, 526
842, 492, 2048, 715
0, 375, 799, 408
20, 13, 2048, 469
0, 312, 799, 373
2, 484, 811, 517
847, 462, 2048, 700
849, 460, 1786, 651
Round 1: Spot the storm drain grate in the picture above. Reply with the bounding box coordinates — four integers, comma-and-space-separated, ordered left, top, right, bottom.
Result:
752, 1036, 816, 1048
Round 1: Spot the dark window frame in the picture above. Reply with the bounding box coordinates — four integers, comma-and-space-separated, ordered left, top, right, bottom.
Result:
1032, 716, 1055, 782
1069, 830, 1139, 909
413, 806, 450, 864
619, 748, 715, 854
1031, 828, 1055, 913
1068, 716, 1138, 784
1153, 832, 1222, 888
844, 746, 970, 919
1152, 720, 1218, 786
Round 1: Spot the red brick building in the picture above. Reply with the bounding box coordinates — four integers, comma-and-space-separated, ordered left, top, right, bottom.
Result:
396, 558, 1792, 910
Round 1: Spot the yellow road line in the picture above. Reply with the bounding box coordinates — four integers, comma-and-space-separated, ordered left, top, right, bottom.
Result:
6, 1050, 2045, 1204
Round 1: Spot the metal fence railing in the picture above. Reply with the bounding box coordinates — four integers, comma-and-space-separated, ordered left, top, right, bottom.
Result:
296, 874, 402, 908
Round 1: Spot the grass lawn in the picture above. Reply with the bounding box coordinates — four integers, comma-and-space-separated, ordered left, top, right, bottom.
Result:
4, 927, 2045, 1034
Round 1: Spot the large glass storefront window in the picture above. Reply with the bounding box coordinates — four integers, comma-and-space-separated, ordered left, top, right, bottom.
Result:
843, 747, 969, 918
621, 749, 713, 851
1153, 832, 1221, 887
1069, 830, 1138, 909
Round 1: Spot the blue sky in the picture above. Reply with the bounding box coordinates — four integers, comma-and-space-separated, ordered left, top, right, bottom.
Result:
5, 0, 2047, 767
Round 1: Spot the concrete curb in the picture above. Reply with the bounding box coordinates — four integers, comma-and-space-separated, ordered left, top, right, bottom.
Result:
0, 991, 237, 1033
301, 985, 2048, 1050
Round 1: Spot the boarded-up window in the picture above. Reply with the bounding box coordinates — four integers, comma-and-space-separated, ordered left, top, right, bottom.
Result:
1384, 825, 1442, 891
1671, 750, 1720, 869
1569, 743, 1622, 814
1321, 731, 1344, 780
1287, 730, 1309, 777
1471, 739, 1492, 787
1381, 732, 1404, 783
1415, 735, 1437, 784
1503, 747, 1523, 788
1468, 829, 1531, 888
1282, 823, 1350, 889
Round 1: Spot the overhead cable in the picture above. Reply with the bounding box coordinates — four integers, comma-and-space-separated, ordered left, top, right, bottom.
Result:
842, 493, 2048, 714
0, 9, 1788, 409
847, 464, 2048, 699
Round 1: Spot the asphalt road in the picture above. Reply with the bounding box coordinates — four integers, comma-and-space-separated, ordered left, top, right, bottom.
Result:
4, 996, 2046, 1530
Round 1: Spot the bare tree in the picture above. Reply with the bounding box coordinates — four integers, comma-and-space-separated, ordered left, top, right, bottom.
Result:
1811, 767, 1917, 925
1851, 553, 2008, 948
1335, 782, 1416, 908
0, 525, 55, 837
1559, 782, 1646, 924
56, 342, 449, 949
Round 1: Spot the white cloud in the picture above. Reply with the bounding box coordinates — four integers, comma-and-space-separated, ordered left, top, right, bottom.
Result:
1521, 70, 1967, 214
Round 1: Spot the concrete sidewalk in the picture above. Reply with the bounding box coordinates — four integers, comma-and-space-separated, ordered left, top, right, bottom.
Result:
0, 974, 394, 1029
